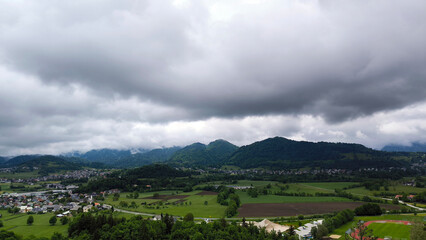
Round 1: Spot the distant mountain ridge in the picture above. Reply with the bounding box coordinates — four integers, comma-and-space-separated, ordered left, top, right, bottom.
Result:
63, 148, 141, 165
112, 147, 182, 168
168, 139, 239, 167
1, 137, 418, 170
382, 142, 426, 152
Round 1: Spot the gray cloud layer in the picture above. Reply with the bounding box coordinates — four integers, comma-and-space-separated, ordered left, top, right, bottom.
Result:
1, 0, 426, 155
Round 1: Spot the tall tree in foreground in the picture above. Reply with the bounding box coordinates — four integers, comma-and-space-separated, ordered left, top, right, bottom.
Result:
410, 221, 426, 240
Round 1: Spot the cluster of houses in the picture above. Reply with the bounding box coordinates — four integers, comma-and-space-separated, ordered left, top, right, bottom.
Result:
395, 194, 416, 201
0, 189, 113, 216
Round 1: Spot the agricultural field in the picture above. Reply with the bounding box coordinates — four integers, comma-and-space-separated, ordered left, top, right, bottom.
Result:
300, 182, 355, 191
0, 171, 40, 179
237, 192, 350, 204
0, 210, 68, 238
0, 182, 57, 194
99, 180, 424, 218
102, 190, 227, 218
237, 202, 401, 218
198, 181, 355, 195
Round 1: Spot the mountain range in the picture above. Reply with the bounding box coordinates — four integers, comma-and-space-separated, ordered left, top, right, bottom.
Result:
1, 137, 421, 171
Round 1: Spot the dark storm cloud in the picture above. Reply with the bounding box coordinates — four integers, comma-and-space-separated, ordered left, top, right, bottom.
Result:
1, 0, 426, 122
1, 0, 426, 155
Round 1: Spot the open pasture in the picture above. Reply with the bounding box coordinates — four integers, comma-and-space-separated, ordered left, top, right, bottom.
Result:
103, 190, 227, 218
0, 210, 68, 238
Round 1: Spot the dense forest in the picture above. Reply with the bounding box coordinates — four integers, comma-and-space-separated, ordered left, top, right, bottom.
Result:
226, 137, 412, 169
168, 140, 238, 167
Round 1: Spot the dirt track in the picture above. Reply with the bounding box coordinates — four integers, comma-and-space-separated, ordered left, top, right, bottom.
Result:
238, 202, 401, 217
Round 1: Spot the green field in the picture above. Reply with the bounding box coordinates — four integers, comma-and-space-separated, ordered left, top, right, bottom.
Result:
0, 210, 68, 238
0, 182, 55, 194
301, 182, 355, 191
0, 171, 40, 179
368, 222, 411, 239
102, 182, 356, 218
102, 190, 227, 218
343, 184, 425, 197
237, 191, 351, 204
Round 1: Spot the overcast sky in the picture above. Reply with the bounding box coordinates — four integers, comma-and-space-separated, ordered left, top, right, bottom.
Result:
1, 0, 426, 156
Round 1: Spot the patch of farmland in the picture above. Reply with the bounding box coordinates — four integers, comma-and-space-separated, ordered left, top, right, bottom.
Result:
238, 202, 401, 217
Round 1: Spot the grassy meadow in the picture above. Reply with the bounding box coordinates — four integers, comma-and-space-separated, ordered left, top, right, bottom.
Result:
368, 222, 411, 239
0, 210, 68, 238
102, 190, 227, 218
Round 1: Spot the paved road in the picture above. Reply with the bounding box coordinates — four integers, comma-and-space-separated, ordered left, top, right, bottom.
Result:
114, 208, 155, 216
381, 198, 425, 211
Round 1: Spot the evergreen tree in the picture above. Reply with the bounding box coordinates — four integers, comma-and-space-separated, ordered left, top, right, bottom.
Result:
49, 216, 57, 226
27, 215, 34, 225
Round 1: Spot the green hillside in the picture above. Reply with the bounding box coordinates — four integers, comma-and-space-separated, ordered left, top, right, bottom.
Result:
226, 137, 410, 169
18, 155, 82, 175
169, 140, 238, 167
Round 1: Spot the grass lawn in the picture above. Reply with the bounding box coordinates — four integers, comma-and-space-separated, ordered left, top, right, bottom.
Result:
368, 222, 411, 239
0, 210, 68, 238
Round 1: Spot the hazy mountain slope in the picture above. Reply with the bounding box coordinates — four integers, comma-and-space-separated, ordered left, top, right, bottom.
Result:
382, 142, 426, 152
112, 147, 181, 168
63, 148, 143, 165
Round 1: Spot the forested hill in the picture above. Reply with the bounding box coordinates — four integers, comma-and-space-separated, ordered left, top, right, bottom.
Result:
226, 137, 410, 169
168, 139, 238, 167
17, 155, 83, 175
382, 142, 426, 152
1, 155, 40, 167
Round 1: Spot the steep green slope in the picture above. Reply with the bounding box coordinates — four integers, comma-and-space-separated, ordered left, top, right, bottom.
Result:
2, 155, 40, 167
169, 140, 238, 167
227, 137, 409, 169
